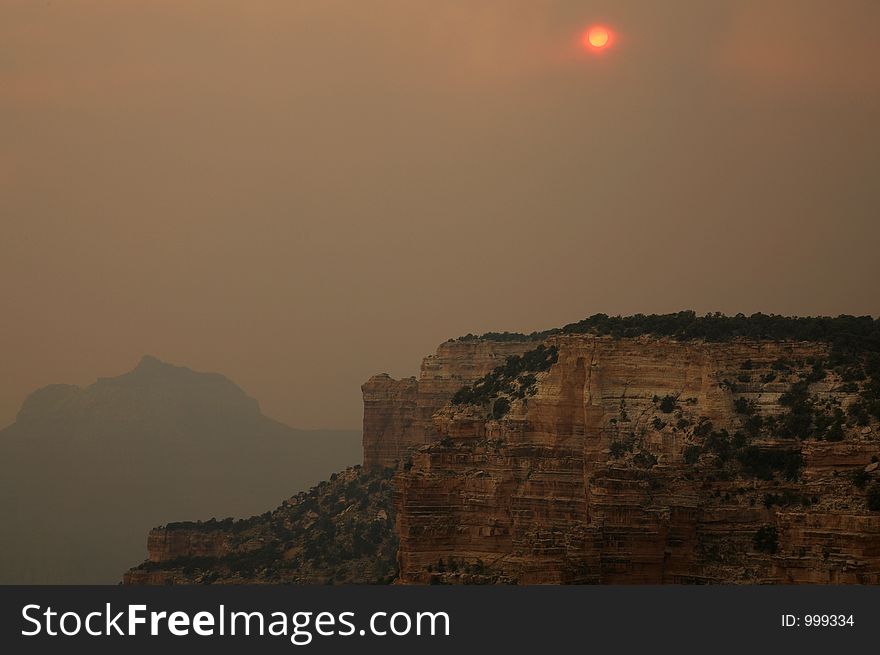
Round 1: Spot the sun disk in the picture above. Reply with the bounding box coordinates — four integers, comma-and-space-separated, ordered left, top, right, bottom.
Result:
584, 25, 611, 50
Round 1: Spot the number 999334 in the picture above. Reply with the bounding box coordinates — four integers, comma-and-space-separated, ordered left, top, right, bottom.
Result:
781, 614, 854, 627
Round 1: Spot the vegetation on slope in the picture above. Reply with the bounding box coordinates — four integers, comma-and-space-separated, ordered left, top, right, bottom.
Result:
599, 352, 880, 505
450, 344, 558, 416
130, 466, 398, 584
458, 311, 879, 352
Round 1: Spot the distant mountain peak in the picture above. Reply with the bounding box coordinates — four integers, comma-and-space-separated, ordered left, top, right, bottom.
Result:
9, 357, 262, 430
127, 354, 190, 378
136, 354, 165, 369
107, 356, 218, 390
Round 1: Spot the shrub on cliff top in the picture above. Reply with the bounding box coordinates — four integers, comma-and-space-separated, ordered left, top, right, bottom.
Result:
164, 516, 264, 533
557, 312, 879, 356
460, 312, 879, 355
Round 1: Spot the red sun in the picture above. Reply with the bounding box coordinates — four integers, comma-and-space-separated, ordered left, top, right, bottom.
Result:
583, 25, 612, 51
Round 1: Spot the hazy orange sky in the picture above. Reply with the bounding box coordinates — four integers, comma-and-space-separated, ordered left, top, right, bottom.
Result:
2, 0, 878, 430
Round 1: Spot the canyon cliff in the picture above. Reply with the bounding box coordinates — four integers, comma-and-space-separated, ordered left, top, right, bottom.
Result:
126, 313, 880, 585
392, 333, 880, 584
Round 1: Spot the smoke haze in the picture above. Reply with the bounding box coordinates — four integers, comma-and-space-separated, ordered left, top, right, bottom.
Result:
2, 0, 878, 431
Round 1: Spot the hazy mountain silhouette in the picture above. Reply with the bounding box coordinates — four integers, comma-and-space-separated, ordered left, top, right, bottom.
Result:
0, 356, 361, 584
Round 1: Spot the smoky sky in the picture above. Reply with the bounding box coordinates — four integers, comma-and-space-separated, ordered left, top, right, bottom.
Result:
2, 0, 878, 430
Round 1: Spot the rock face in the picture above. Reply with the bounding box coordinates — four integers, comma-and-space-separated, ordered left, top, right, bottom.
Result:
145, 527, 233, 563
362, 375, 419, 471
362, 339, 536, 469
392, 335, 880, 584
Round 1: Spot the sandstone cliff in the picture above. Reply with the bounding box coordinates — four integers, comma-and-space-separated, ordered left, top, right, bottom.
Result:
362, 339, 536, 469
393, 334, 880, 584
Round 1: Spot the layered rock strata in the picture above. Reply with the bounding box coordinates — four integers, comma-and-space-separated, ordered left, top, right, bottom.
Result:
362, 339, 536, 469
394, 335, 880, 584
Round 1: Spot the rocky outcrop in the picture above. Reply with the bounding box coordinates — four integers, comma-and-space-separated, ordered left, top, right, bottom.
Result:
362, 375, 419, 471
393, 335, 880, 584
145, 527, 234, 563
124, 466, 397, 585
362, 339, 536, 469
